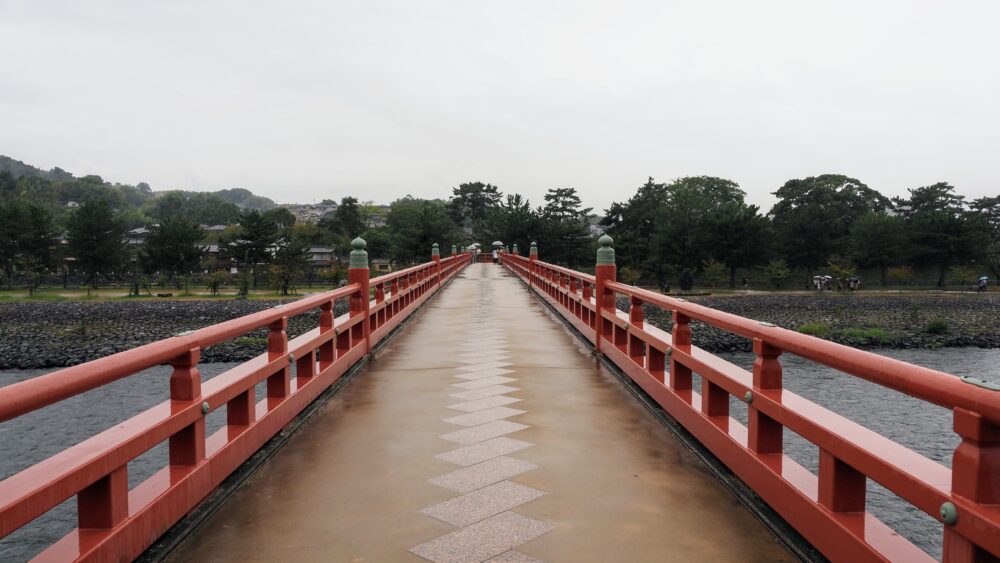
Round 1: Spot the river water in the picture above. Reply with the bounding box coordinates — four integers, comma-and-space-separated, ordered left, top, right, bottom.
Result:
2, 349, 999, 561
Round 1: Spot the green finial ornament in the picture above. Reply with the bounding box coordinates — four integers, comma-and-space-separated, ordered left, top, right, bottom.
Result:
530, 241, 538, 256
451, 244, 457, 255
513, 243, 519, 253
596, 234, 615, 265
349, 237, 368, 268
431, 243, 440, 257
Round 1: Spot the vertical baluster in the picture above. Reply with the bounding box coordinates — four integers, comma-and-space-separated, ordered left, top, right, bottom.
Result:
628, 296, 644, 364
318, 300, 335, 370
942, 408, 1000, 561
77, 465, 128, 530
749, 338, 782, 454
670, 312, 692, 397
267, 317, 290, 404
818, 450, 865, 512
169, 347, 205, 465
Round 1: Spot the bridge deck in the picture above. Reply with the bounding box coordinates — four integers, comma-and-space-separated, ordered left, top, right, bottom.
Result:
168, 264, 792, 562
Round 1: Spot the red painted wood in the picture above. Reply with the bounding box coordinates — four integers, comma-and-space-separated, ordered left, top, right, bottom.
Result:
501, 256, 1000, 561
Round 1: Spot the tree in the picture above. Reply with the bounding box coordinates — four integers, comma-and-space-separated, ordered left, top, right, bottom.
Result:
325, 196, 365, 237
219, 210, 280, 287
142, 217, 205, 283
147, 191, 241, 224
386, 197, 461, 263
66, 199, 128, 289
601, 178, 670, 280
652, 176, 746, 284
448, 181, 502, 230
538, 188, 592, 267
478, 194, 541, 254
849, 212, 906, 285
264, 207, 297, 230
893, 183, 987, 286
269, 231, 311, 295
769, 174, 890, 285
705, 201, 771, 287
970, 196, 1000, 279
0, 200, 58, 289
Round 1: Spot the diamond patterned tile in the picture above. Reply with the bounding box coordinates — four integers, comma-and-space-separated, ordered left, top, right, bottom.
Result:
421, 480, 545, 527
409, 511, 553, 563
439, 420, 530, 445
443, 406, 526, 427
449, 385, 520, 401
435, 437, 535, 467
451, 376, 518, 390
429, 456, 539, 493
447, 395, 522, 412
457, 361, 512, 372
453, 368, 515, 380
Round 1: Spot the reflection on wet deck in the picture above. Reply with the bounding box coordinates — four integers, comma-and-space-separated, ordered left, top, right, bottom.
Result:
169, 264, 792, 563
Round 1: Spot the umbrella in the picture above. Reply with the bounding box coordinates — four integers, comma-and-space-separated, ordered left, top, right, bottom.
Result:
980, 276, 989, 281
491, 240, 503, 246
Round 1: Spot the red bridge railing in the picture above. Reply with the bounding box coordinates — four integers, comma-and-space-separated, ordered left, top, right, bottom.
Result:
0, 240, 467, 562
502, 239, 1000, 563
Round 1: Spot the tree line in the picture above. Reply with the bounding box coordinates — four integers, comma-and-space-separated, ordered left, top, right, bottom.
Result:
2, 160, 997, 293
601, 175, 998, 288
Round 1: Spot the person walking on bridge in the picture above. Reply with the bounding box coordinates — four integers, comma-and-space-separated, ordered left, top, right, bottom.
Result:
492, 248, 499, 264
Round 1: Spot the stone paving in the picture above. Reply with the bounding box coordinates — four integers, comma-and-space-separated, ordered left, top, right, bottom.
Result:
168, 264, 794, 562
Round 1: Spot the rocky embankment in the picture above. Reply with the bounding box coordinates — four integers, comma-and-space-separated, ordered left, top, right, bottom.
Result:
620, 293, 1000, 353
0, 299, 349, 369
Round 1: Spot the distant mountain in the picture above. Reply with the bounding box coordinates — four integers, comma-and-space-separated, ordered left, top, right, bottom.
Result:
0, 155, 74, 182
0, 155, 277, 212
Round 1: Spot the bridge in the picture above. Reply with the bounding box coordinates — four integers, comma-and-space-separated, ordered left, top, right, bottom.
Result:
1, 238, 998, 562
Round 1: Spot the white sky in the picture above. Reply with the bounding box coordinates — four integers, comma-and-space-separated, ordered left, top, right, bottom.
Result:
1, 1, 998, 213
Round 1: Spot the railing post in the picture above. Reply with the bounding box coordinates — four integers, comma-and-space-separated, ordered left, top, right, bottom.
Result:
594, 235, 616, 352
169, 347, 205, 466
670, 312, 692, 394
529, 241, 538, 286
513, 243, 519, 256
349, 237, 371, 354
266, 317, 290, 402
943, 408, 1000, 561
749, 338, 782, 454
451, 244, 457, 258
317, 299, 335, 371
628, 296, 645, 366
432, 243, 441, 285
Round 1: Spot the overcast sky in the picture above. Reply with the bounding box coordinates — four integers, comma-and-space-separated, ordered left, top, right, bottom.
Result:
2, 1, 998, 213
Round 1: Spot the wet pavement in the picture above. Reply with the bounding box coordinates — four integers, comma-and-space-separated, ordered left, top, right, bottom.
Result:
169, 264, 793, 563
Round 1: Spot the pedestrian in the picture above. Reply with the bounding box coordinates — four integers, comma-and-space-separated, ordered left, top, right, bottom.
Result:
476, 247, 482, 262
741, 277, 748, 289
492, 248, 499, 264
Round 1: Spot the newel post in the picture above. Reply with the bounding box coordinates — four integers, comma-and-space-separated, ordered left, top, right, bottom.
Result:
451, 244, 457, 257
348, 237, 371, 353
529, 241, 538, 285
512, 243, 519, 256
594, 235, 616, 352
432, 242, 441, 285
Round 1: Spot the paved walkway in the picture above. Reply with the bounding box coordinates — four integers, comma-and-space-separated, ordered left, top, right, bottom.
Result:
169, 264, 793, 562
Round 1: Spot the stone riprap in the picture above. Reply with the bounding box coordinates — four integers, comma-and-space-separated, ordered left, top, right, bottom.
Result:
623, 293, 1000, 352
0, 298, 348, 369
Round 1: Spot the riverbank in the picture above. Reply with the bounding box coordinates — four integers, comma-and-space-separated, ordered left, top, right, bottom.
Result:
2, 293, 998, 369
623, 292, 1000, 353
0, 299, 348, 369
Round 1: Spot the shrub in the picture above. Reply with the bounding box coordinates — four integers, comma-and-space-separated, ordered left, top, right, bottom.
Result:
926, 318, 949, 334
764, 259, 792, 289
797, 323, 830, 336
